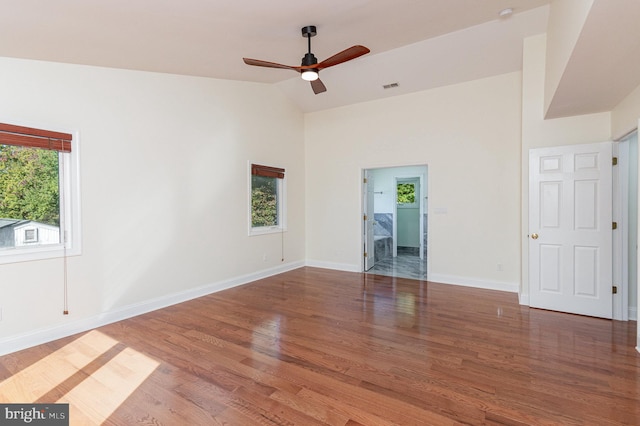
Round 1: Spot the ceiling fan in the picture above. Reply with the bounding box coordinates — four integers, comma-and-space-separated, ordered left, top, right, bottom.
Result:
243, 26, 370, 94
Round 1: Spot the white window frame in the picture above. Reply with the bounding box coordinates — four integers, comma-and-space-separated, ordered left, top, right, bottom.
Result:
0, 129, 82, 264
396, 178, 419, 209
248, 162, 287, 236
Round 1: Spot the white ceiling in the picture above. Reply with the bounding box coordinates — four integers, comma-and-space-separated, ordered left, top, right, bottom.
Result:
2, 1, 638, 115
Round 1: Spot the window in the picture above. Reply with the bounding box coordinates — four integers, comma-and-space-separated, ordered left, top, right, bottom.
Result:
249, 163, 286, 235
397, 182, 416, 204
24, 228, 38, 243
396, 178, 420, 209
0, 122, 81, 263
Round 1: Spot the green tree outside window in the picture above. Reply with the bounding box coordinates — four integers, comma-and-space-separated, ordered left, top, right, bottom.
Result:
0, 145, 60, 226
397, 183, 415, 204
251, 175, 278, 227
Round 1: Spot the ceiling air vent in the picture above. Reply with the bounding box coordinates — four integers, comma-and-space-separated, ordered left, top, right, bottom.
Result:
383, 82, 399, 90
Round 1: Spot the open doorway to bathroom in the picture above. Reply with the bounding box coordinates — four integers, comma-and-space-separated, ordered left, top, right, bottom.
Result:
363, 165, 428, 280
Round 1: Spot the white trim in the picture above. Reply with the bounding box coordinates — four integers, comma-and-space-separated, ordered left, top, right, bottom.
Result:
306, 259, 360, 273
428, 273, 519, 293
519, 293, 530, 305
613, 141, 628, 321
0, 260, 304, 356
629, 306, 637, 321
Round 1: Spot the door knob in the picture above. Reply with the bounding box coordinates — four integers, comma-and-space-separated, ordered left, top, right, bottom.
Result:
531, 233, 539, 240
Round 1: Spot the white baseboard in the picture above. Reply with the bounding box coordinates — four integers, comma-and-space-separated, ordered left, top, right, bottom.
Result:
305, 262, 520, 293
428, 273, 519, 294
518, 293, 530, 306
0, 260, 305, 356
305, 259, 361, 273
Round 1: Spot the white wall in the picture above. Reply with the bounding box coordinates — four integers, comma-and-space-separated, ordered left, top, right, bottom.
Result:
0, 57, 306, 354
305, 73, 522, 291
612, 84, 640, 139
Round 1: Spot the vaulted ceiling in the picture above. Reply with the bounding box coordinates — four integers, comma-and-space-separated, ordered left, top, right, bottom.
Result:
1, 1, 639, 115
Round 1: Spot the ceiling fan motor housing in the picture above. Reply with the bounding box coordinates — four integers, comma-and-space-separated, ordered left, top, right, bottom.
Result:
302, 52, 318, 67
301, 26, 317, 38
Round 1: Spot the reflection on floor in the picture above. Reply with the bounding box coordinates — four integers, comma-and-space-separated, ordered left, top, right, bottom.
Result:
366, 247, 427, 280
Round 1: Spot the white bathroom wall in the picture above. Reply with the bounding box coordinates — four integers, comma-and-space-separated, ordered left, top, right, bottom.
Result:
370, 166, 427, 214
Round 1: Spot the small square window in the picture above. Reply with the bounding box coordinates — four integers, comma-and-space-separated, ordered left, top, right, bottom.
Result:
24, 228, 38, 243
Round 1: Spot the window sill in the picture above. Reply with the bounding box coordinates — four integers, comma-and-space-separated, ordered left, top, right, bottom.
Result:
249, 226, 286, 237
0, 245, 81, 265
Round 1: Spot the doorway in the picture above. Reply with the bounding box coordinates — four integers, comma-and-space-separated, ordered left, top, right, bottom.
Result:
362, 165, 428, 280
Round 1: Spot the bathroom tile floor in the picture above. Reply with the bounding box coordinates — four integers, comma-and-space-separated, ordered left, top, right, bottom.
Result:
366, 252, 427, 280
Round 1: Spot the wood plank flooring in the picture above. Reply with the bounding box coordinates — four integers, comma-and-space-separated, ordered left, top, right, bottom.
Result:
0, 267, 638, 425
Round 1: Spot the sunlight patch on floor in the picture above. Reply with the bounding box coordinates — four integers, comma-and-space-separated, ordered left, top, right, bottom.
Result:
59, 346, 159, 424
0, 330, 159, 424
0, 330, 118, 402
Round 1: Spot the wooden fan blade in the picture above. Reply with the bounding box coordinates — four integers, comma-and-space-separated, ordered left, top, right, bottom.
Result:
311, 78, 327, 94
317, 45, 370, 70
243, 58, 300, 71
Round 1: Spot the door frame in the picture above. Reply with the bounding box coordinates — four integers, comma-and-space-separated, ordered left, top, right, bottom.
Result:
361, 164, 429, 275
613, 141, 627, 320
363, 169, 376, 271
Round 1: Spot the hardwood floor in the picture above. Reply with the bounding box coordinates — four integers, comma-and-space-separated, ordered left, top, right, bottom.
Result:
0, 267, 638, 425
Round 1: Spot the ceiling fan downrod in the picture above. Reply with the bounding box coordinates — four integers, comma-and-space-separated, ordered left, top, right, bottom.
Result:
301, 25, 318, 67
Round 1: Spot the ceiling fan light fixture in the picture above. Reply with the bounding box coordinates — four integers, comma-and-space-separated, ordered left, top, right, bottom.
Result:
301, 69, 319, 81
242, 25, 370, 95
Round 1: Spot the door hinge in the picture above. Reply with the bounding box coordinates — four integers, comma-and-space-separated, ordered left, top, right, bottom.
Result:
612, 222, 618, 230
613, 157, 618, 166
613, 285, 618, 294
363, 215, 367, 221
363, 252, 367, 258
363, 178, 368, 184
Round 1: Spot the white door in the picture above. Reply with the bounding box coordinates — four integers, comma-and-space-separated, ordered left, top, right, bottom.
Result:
364, 171, 375, 271
529, 141, 613, 319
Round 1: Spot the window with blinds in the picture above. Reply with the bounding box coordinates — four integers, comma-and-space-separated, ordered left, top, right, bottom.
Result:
249, 163, 286, 235
0, 122, 81, 263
